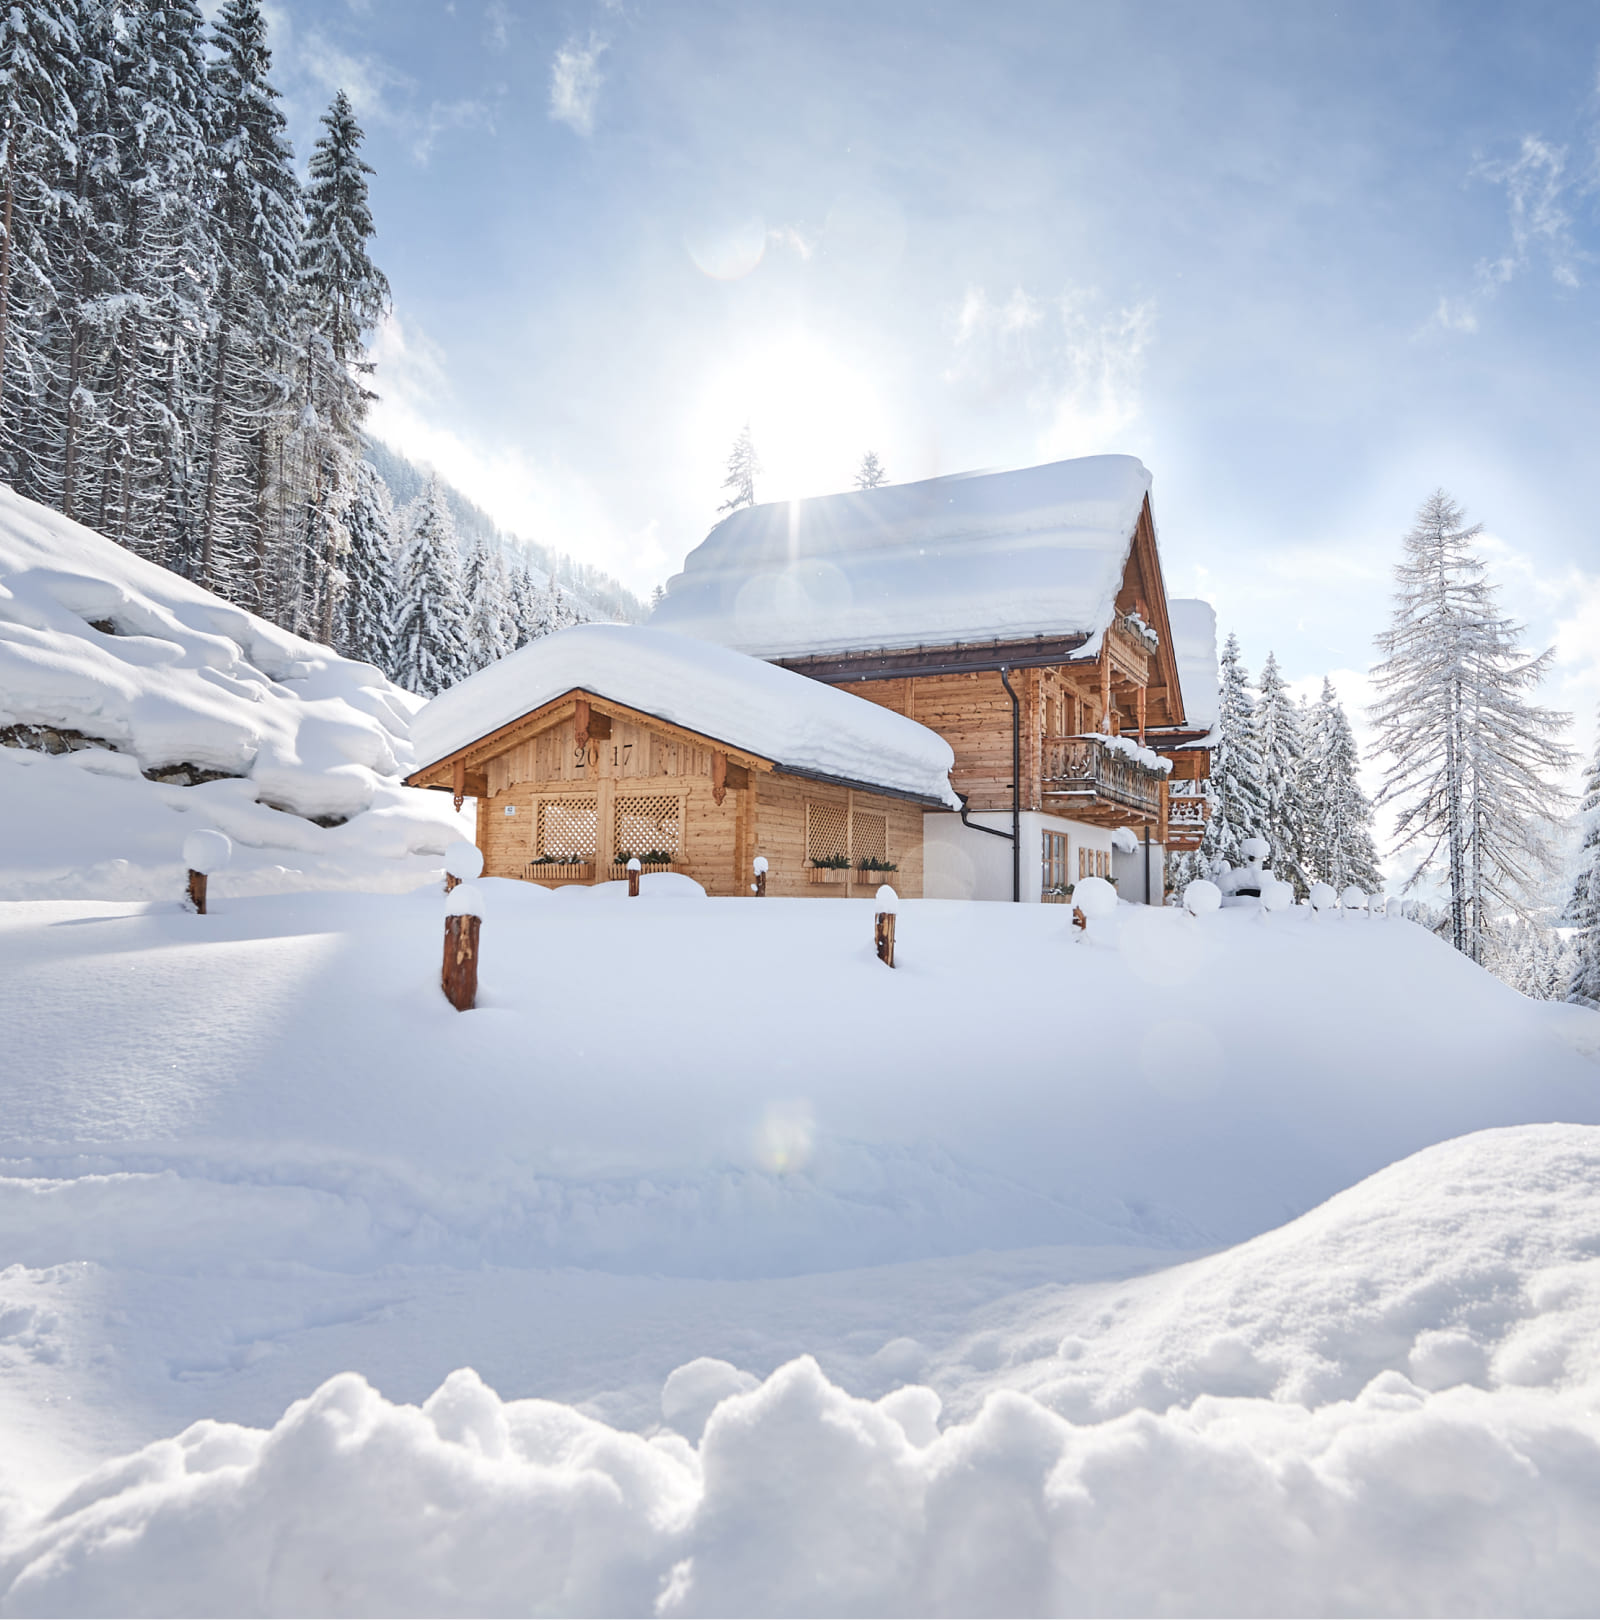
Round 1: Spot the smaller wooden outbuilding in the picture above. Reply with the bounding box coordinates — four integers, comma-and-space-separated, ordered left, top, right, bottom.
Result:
405, 624, 961, 898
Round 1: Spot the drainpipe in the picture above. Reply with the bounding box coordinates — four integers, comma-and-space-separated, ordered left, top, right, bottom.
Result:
1144, 824, 1153, 906
999, 666, 1021, 902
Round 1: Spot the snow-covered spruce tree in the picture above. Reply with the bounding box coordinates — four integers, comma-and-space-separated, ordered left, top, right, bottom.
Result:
1254, 652, 1310, 892
463, 535, 511, 672
717, 422, 759, 513
200, 0, 301, 603
1300, 677, 1383, 893
1370, 490, 1572, 961
290, 90, 390, 643
0, 0, 79, 490
854, 450, 887, 490
1192, 632, 1269, 876
105, 0, 218, 566
335, 457, 397, 671
1567, 708, 1600, 1009
392, 476, 469, 697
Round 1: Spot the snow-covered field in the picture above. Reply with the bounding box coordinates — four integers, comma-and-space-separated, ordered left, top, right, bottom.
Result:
0, 486, 468, 899
1, 882, 1598, 1614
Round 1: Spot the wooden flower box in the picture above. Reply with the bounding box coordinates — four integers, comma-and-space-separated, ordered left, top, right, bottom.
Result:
856, 870, 899, 889
524, 861, 595, 883
808, 866, 851, 885
611, 861, 677, 876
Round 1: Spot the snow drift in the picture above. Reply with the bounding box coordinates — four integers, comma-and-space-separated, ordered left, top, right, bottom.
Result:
0, 484, 467, 896
3, 1124, 1598, 1617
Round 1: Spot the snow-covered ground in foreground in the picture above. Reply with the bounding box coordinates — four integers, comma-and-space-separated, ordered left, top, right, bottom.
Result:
0, 886, 1598, 1614
0, 485, 469, 898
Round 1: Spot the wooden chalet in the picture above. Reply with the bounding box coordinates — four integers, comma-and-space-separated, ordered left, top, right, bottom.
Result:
648, 454, 1218, 903
404, 624, 961, 897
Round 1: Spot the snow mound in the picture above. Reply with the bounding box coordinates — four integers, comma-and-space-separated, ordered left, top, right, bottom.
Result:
410, 622, 960, 807
5, 1126, 1599, 1617
648, 455, 1152, 660
0, 484, 466, 897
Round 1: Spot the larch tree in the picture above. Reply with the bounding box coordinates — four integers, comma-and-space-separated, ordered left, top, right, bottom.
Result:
1254, 652, 1310, 892
717, 422, 759, 513
1567, 708, 1600, 1009
854, 450, 887, 490
1370, 490, 1572, 961
392, 475, 469, 697
1300, 678, 1383, 893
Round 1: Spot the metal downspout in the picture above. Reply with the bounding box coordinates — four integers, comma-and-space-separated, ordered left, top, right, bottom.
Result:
999, 666, 1021, 902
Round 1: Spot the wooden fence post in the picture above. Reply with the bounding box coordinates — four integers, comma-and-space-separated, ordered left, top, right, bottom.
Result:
442, 882, 483, 1011
187, 870, 208, 914
182, 829, 232, 916
627, 856, 642, 897
874, 883, 898, 967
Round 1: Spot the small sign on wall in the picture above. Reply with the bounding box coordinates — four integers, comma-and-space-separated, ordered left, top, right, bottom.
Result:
504, 805, 517, 816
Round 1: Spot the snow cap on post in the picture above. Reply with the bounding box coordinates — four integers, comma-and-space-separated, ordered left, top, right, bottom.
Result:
753, 856, 769, 875
875, 884, 899, 913
1240, 837, 1270, 863
1184, 878, 1222, 916
1111, 827, 1138, 855
1262, 879, 1294, 913
627, 857, 642, 872
1074, 875, 1117, 920
445, 882, 484, 918
444, 841, 484, 882
1308, 882, 1337, 912
1340, 885, 1368, 911
182, 829, 233, 875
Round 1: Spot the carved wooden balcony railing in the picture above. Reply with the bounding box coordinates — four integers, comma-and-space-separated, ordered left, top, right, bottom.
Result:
1040, 735, 1164, 822
1164, 778, 1210, 850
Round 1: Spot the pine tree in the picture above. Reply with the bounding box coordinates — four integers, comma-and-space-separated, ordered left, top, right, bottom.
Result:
1567, 708, 1600, 1009
717, 422, 759, 513
1371, 491, 1572, 960
1254, 652, 1309, 891
1194, 632, 1269, 873
0, 0, 80, 489
463, 535, 511, 672
336, 456, 397, 671
854, 450, 887, 490
201, 0, 301, 601
290, 89, 390, 642
392, 475, 469, 696
1300, 678, 1383, 893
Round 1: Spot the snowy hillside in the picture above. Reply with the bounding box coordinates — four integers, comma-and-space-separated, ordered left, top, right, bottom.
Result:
0, 485, 470, 897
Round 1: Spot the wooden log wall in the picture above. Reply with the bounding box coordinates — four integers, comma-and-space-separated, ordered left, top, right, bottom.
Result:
751, 773, 924, 898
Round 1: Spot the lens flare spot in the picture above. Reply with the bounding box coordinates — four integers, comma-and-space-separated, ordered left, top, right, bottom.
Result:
754, 1100, 815, 1174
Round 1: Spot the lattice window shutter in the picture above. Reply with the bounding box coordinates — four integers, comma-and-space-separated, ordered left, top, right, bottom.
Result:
539, 797, 598, 858
805, 801, 848, 863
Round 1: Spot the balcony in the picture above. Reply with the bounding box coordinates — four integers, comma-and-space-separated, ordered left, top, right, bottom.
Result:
1040, 734, 1166, 824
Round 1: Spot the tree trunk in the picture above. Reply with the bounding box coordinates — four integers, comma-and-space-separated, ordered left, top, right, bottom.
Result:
200, 267, 233, 588
0, 139, 16, 427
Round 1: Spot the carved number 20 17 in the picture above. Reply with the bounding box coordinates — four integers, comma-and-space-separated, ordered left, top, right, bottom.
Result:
612, 743, 633, 767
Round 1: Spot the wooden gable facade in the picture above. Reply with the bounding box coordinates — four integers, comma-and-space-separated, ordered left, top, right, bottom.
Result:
405, 688, 928, 898
769, 494, 1211, 854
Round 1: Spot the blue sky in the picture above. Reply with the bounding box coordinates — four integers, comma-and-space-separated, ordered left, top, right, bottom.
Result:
263, 0, 1599, 763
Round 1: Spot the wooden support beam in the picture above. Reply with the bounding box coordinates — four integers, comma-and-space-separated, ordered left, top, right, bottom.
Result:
1100, 655, 1112, 733
452, 759, 466, 812
712, 750, 727, 806
1137, 685, 1147, 746
573, 698, 591, 751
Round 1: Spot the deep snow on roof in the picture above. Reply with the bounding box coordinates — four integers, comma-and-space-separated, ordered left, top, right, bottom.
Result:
410, 622, 961, 807
648, 455, 1153, 659
1164, 598, 1220, 735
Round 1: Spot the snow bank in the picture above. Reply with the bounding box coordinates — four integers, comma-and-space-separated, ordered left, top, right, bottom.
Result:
410, 622, 961, 807
648, 455, 1152, 660
0, 484, 466, 896
5, 1125, 1598, 1617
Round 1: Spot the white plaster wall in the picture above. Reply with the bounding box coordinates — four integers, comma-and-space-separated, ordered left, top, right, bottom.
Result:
924, 810, 1118, 903
1114, 836, 1166, 905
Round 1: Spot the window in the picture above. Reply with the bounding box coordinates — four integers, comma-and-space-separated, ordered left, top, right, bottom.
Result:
806, 800, 849, 864
615, 793, 681, 858
538, 796, 597, 859
1042, 832, 1069, 901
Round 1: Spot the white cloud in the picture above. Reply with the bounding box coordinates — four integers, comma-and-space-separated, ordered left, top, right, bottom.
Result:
947, 284, 1154, 459
484, 0, 510, 51
550, 35, 608, 137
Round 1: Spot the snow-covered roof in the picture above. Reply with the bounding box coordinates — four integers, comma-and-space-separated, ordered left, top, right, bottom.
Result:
648, 455, 1153, 659
410, 623, 962, 808
1164, 598, 1220, 738
0, 484, 439, 824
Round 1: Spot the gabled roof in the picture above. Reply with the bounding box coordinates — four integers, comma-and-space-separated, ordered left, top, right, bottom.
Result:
409, 623, 961, 808
648, 454, 1153, 660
